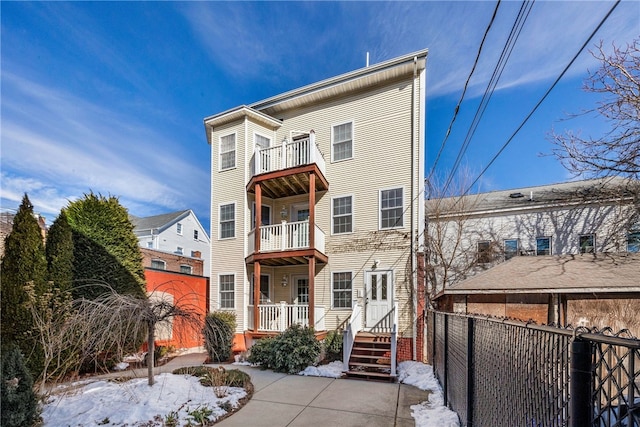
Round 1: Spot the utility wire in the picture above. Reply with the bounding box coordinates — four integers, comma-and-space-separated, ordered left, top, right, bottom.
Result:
427, 0, 502, 182
459, 0, 622, 199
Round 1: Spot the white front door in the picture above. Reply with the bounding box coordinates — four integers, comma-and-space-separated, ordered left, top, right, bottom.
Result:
365, 271, 393, 328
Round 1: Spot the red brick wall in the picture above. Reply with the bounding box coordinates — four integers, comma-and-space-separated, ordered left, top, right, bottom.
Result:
145, 269, 209, 349
141, 247, 204, 276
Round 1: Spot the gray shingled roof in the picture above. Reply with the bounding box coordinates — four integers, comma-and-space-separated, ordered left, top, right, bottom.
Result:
130, 210, 190, 233
426, 177, 639, 215
440, 253, 640, 295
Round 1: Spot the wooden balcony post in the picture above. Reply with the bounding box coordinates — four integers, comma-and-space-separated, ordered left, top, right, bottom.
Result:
255, 184, 261, 253
253, 262, 261, 331
309, 256, 315, 329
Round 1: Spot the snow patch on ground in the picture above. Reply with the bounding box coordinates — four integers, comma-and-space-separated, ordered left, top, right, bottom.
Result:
298, 361, 343, 378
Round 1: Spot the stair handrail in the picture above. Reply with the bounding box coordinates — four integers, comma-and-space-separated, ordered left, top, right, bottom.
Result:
390, 302, 398, 377
369, 305, 396, 334
342, 302, 362, 372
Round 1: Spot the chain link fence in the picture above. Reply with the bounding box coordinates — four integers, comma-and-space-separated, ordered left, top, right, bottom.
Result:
427, 310, 640, 427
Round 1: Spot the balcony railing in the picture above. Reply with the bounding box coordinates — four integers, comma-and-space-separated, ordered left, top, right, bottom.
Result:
253, 133, 326, 177
248, 220, 325, 254
247, 303, 326, 332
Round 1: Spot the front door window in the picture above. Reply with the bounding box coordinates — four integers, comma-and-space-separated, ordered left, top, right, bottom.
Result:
365, 271, 392, 327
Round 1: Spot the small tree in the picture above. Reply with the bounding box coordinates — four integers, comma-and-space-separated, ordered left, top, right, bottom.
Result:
45, 209, 74, 295
0, 345, 39, 427
550, 39, 640, 179
65, 192, 146, 300
203, 311, 236, 362
0, 194, 48, 376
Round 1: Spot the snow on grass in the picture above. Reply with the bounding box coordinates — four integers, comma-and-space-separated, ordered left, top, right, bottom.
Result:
42, 373, 246, 426
398, 361, 460, 427
298, 361, 343, 378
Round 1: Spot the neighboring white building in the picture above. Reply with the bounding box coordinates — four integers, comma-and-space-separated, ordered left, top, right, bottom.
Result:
425, 177, 640, 293
131, 210, 211, 277
204, 49, 428, 376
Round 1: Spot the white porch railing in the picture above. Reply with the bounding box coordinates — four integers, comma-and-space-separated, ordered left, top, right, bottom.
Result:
253, 132, 326, 177
342, 302, 363, 372
247, 303, 325, 332
247, 220, 325, 254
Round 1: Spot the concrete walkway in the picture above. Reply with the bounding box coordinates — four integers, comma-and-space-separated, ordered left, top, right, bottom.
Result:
96, 351, 427, 426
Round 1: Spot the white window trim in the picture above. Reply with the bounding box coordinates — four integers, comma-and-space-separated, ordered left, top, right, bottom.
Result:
253, 131, 272, 149
251, 201, 272, 230
176, 222, 183, 235
151, 259, 166, 270
330, 120, 354, 163
579, 234, 596, 254
536, 236, 552, 256
331, 270, 354, 310
218, 132, 237, 171
331, 194, 354, 235
218, 272, 235, 310
193, 230, 199, 241
378, 186, 405, 230
180, 264, 193, 275
218, 201, 236, 240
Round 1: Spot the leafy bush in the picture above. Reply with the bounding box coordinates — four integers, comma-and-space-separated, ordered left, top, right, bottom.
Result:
247, 325, 321, 374
322, 330, 343, 362
172, 366, 250, 388
1, 345, 40, 427
203, 311, 236, 362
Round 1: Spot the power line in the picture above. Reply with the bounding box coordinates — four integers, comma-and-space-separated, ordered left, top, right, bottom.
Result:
460, 0, 622, 198
427, 0, 502, 182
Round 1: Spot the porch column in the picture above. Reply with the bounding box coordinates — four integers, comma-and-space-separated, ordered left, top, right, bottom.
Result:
255, 183, 262, 253
309, 256, 315, 328
253, 261, 261, 331
309, 173, 316, 248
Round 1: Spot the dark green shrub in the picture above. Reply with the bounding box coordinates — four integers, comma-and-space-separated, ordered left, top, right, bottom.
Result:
203, 311, 236, 362
248, 325, 321, 374
1, 345, 39, 427
322, 330, 343, 362
172, 366, 250, 388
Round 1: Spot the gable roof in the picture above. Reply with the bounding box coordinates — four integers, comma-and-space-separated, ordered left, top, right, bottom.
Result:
131, 210, 191, 234
427, 177, 639, 218
438, 253, 640, 296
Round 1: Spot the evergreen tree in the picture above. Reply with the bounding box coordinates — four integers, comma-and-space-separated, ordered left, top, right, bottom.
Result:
65, 192, 146, 299
0, 345, 39, 427
0, 194, 48, 376
45, 209, 74, 294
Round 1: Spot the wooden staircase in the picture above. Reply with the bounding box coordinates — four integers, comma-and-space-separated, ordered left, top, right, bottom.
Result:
344, 332, 395, 382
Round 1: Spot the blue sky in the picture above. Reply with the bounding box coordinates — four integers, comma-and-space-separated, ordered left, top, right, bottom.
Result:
1, 1, 638, 233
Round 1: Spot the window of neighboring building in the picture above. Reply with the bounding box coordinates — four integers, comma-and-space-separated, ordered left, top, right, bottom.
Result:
627, 230, 640, 253
176, 222, 183, 235
249, 274, 270, 305
219, 203, 235, 239
579, 234, 595, 254
147, 241, 153, 249
151, 259, 166, 270
219, 274, 235, 309
380, 188, 403, 229
219, 133, 236, 171
251, 203, 272, 229
175, 246, 184, 255
332, 195, 353, 234
193, 230, 199, 241
180, 265, 192, 275
331, 122, 353, 162
536, 237, 551, 256
332, 272, 353, 309
504, 239, 518, 260
477, 241, 493, 264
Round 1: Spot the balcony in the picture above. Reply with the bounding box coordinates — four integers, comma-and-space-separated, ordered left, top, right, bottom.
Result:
247, 303, 326, 332
248, 220, 325, 255
248, 134, 328, 199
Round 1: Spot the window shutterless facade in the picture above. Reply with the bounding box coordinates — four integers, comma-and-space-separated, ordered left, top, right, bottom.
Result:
193, 230, 198, 240
219, 203, 235, 239
180, 265, 192, 275
627, 230, 640, 253
151, 259, 166, 270
332, 195, 353, 234
219, 274, 235, 309
219, 133, 236, 171
504, 239, 518, 260
176, 223, 183, 235
579, 234, 595, 254
332, 271, 353, 309
536, 237, 552, 256
477, 240, 492, 264
251, 203, 272, 229
331, 121, 353, 162
380, 187, 403, 229
176, 246, 183, 255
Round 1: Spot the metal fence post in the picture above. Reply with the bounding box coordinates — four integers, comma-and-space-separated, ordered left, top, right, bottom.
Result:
570, 338, 592, 427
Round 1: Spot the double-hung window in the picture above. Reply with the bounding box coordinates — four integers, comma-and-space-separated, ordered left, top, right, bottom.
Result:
504, 239, 518, 260
627, 230, 640, 253
219, 133, 236, 170
219, 274, 235, 309
180, 265, 192, 275
332, 272, 352, 308
332, 195, 353, 234
579, 234, 595, 254
193, 230, 199, 241
176, 223, 183, 235
332, 122, 353, 162
536, 237, 552, 256
219, 203, 235, 239
477, 241, 493, 264
380, 187, 403, 229
151, 259, 166, 270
